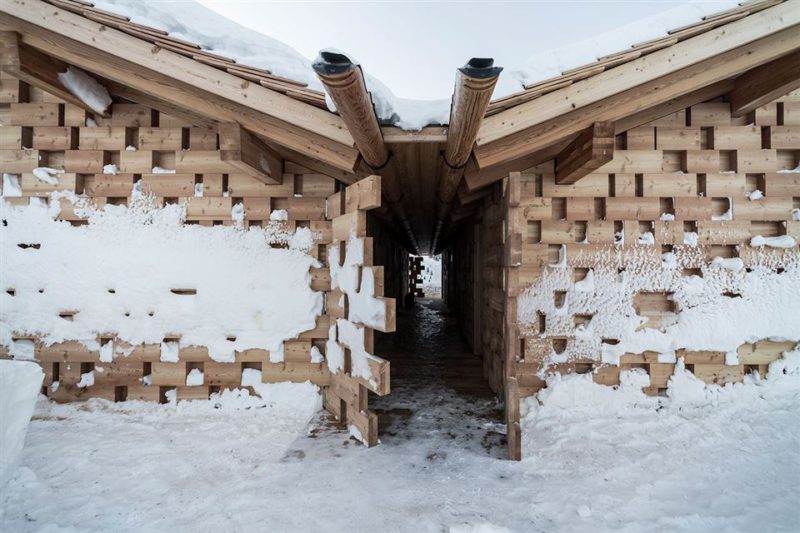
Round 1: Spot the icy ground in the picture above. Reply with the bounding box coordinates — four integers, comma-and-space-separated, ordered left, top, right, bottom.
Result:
2, 300, 799, 532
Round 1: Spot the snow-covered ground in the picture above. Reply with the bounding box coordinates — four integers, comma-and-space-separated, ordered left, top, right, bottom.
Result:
3, 302, 798, 532
421, 255, 442, 298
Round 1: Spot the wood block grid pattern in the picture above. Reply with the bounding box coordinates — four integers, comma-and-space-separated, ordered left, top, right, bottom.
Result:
0, 75, 394, 416
511, 94, 800, 400
323, 177, 395, 446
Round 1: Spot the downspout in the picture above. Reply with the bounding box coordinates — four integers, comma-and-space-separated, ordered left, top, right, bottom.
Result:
431, 58, 502, 254
313, 51, 419, 253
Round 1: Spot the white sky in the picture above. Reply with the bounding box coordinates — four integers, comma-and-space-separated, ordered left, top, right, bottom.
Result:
197, 1, 732, 100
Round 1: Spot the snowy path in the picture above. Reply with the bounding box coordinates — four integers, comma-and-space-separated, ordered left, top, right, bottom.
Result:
2, 299, 799, 532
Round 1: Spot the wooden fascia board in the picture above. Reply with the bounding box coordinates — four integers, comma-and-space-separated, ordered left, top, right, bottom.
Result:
555, 121, 614, 185
0, 31, 109, 116
474, 25, 800, 171
728, 49, 800, 116
477, 1, 799, 150
381, 126, 447, 143
219, 123, 284, 185
1, 0, 352, 146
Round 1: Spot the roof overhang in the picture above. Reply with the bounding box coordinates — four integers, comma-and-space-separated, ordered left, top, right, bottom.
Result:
469, 0, 800, 188
0, 0, 361, 174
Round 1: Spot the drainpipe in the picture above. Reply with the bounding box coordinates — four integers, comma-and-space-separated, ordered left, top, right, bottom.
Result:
313, 51, 419, 253
431, 58, 502, 254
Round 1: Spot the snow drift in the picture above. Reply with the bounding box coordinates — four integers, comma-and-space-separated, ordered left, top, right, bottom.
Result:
0, 360, 44, 488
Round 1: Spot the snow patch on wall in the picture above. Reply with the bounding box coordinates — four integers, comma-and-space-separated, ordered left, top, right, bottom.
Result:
329, 236, 386, 330
1, 194, 323, 362
517, 245, 800, 374
326, 234, 387, 386
57, 66, 112, 115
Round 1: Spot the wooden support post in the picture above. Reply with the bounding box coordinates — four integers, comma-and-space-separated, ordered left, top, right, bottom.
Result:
728, 50, 800, 117
219, 123, 283, 185
555, 121, 614, 184
503, 172, 522, 460
0, 31, 109, 116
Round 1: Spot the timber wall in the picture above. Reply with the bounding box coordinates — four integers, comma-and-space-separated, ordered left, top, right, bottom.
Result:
508, 92, 800, 457
446, 92, 800, 460
0, 71, 392, 436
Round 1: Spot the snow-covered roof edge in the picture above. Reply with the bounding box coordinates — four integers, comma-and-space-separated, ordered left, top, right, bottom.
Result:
48, 0, 781, 129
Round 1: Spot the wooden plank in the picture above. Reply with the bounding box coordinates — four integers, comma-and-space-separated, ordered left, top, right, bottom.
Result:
344, 175, 381, 213
554, 121, 614, 184
331, 209, 367, 241
0, 148, 40, 172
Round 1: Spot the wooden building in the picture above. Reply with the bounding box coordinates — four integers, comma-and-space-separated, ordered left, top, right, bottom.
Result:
1, 0, 799, 459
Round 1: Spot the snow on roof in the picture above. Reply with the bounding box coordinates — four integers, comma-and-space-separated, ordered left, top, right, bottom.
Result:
87, 0, 759, 130
492, 0, 742, 99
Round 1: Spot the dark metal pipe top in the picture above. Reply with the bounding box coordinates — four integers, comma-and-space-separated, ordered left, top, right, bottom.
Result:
459, 57, 503, 79
312, 51, 356, 75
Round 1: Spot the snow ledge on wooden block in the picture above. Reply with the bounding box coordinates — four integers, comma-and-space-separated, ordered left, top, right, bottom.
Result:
517, 246, 800, 372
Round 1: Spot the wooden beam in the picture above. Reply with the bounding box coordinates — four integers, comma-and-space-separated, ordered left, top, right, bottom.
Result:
464, 142, 566, 193
474, 26, 800, 172
103, 78, 217, 128
555, 121, 614, 184
219, 123, 283, 185
728, 50, 800, 116
0, 4, 359, 172
456, 180, 492, 206
381, 126, 447, 143
477, 1, 797, 149
0, 31, 109, 116
271, 142, 362, 186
